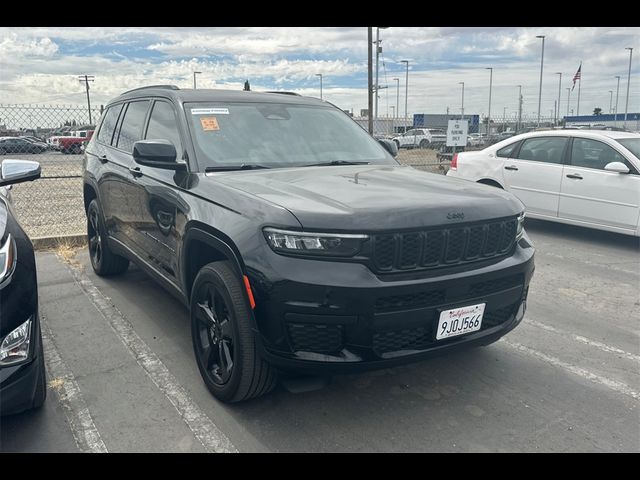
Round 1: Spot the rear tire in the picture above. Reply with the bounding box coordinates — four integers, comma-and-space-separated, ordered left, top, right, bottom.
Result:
190, 261, 277, 403
419, 139, 430, 149
87, 198, 129, 276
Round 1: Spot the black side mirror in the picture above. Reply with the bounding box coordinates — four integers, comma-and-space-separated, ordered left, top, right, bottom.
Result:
133, 140, 185, 171
378, 138, 398, 157
0, 159, 41, 187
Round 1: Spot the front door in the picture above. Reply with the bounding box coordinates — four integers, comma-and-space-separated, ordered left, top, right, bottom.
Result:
559, 137, 640, 233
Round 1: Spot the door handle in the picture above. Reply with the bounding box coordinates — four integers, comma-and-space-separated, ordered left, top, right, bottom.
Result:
129, 166, 143, 178
98, 154, 108, 164
504, 165, 519, 171
566, 173, 583, 180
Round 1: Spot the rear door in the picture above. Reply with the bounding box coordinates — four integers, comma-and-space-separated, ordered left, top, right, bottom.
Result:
502, 136, 568, 217
558, 137, 640, 232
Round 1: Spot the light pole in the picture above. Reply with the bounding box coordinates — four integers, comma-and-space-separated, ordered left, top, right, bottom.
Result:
78, 75, 94, 124
615, 75, 621, 127
517, 85, 523, 132
459, 82, 465, 119
486, 67, 493, 136
400, 60, 409, 127
193, 71, 202, 89
374, 27, 389, 121
609, 90, 613, 113
393, 78, 399, 118
536, 35, 545, 126
566, 87, 571, 117
555, 72, 562, 125
624, 47, 633, 129
315, 73, 323, 100
367, 27, 373, 134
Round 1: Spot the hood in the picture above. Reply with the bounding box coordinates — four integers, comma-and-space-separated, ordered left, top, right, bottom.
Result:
210, 165, 524, 231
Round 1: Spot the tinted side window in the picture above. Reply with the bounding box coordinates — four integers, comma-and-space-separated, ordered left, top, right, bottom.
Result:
145, 101, 182, 156
571, 138, 627, 171
116, 100, 150, 153
516, 137, 567, 164
497, 141, 519, 158
97, 104, 123, 146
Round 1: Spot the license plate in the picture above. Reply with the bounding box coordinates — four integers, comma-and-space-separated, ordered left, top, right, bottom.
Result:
436, 303, 486, 340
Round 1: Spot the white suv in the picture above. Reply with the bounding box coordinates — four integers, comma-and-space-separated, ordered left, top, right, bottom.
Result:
393, 128, 432, 149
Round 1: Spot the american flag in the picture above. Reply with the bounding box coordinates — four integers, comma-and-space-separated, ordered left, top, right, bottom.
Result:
572, 63, 582, 91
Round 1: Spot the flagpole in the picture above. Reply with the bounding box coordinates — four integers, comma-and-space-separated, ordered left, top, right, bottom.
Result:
576, 62, 582, 116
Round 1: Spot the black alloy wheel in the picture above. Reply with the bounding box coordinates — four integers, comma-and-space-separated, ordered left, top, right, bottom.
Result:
86, 198, 129, 276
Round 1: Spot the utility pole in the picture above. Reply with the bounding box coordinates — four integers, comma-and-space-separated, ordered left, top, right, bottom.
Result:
536, 35, 545, 126
367, 28, 373, 134
486, 67, 493, 138
555, 72, 562, 125
609, 90, 613, 113
576, 61, 582, 116
78, 75, 94, 125
517, 85, 522, 132
615, 75, 621, 127
566, 87, 571, 118
459, 82, 465, 119
401, 60, 409, 128
624, 47, 633, 129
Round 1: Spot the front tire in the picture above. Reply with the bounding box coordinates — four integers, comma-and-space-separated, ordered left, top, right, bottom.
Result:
190, 261, 277, 403
419, 139, 430, 149
87, 198, 129, 276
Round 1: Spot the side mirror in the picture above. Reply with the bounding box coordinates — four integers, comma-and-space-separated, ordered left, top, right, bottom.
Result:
0, 159, 41, 187
378, 138, 398, 157
604, 161, 630, 174
133, 139, 185, 171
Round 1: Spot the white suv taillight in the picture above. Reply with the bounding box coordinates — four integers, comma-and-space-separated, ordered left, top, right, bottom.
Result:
450, 153, 458, 170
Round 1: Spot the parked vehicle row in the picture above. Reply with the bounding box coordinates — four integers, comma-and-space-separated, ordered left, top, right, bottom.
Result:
447, 129, 640, 237
0, 137, 49, 155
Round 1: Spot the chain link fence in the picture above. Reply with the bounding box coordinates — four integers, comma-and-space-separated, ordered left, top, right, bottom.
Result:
1, 104, 101, 240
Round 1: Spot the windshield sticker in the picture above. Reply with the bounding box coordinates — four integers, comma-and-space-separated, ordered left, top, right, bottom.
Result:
200, 117, 220, 131
191, 108, 229, 115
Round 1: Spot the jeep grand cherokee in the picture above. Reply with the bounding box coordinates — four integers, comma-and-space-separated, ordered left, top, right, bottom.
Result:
82, 86, 534, 403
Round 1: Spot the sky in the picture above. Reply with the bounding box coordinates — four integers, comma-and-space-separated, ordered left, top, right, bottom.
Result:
0, 27, 638, 122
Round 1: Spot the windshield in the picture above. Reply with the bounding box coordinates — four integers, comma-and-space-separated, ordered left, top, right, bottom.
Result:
615, 138, 640, 159
186, 102, 396, 169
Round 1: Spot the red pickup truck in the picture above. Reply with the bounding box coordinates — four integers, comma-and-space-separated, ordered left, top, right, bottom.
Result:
54, 130, 94, 154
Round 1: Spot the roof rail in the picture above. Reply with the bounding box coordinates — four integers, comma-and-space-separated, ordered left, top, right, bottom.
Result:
264, 91, 301, 96
121, 85, 180, 95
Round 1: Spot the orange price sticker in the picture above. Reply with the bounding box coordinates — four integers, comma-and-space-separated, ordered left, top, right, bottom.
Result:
200, 116, 219, 131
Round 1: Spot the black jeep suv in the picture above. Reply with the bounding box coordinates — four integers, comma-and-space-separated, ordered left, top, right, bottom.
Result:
83, 86, 534, 403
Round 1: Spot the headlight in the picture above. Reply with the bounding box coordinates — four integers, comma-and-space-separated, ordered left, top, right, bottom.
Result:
0, 317, 32, 365
0, 233, 17, 283
263, 228, 368, 257
516, 212, 526, 240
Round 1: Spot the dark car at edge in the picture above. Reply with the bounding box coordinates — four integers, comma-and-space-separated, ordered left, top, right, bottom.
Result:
82, 86, 535, 402
0, 159, 46, 416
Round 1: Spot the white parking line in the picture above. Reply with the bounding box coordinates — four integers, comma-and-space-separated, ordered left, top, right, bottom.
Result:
40, 318, 108, 453
65, 263, 237, 453
526, 318, 640, 363
501, 339, 640, 401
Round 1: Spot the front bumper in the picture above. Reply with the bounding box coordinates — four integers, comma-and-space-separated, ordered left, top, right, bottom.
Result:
248, 234, 535, 374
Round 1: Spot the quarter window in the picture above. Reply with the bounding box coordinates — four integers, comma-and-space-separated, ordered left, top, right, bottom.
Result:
97, 104, 123, 146
496, 141, 519, 158
516, 137, 567, 164
570, 138, 628, 171
116, 100, 150, 153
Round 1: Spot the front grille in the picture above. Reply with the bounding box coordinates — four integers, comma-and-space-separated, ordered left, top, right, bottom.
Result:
371, 218, 518, 273
287, 323, 344, 354
373, 327, 432, 354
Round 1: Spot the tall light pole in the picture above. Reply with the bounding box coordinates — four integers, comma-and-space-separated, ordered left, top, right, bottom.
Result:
393, 77, 399, 118
78, 75, 94, 124
609, 90, 613, 113
193, 71, 202, 89
624, 47, 633, 129
536, 35, 545, 126
400, 60, 409, 128
615, 75, 621, 127
555, 72, 562, 124
566, 87, 571, 117
517, 85, 523, 132
374, 27, 389, 121
459, 82, 465, 119
485, 67, 493, 136
367, 27, 373, 134
315, 73, 323, 100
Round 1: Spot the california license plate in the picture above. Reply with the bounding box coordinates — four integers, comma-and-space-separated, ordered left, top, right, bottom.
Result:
436, 303, 486, 340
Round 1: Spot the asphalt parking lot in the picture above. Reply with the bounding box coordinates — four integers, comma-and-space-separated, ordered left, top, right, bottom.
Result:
1, 218, 639, 452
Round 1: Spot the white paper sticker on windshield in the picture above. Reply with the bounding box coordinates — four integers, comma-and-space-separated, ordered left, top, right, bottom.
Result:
191, 108, 229, 115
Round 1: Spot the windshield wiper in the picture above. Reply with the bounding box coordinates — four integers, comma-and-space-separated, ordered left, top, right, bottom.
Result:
205, 164, 271, 172
303, 160, 370, 167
